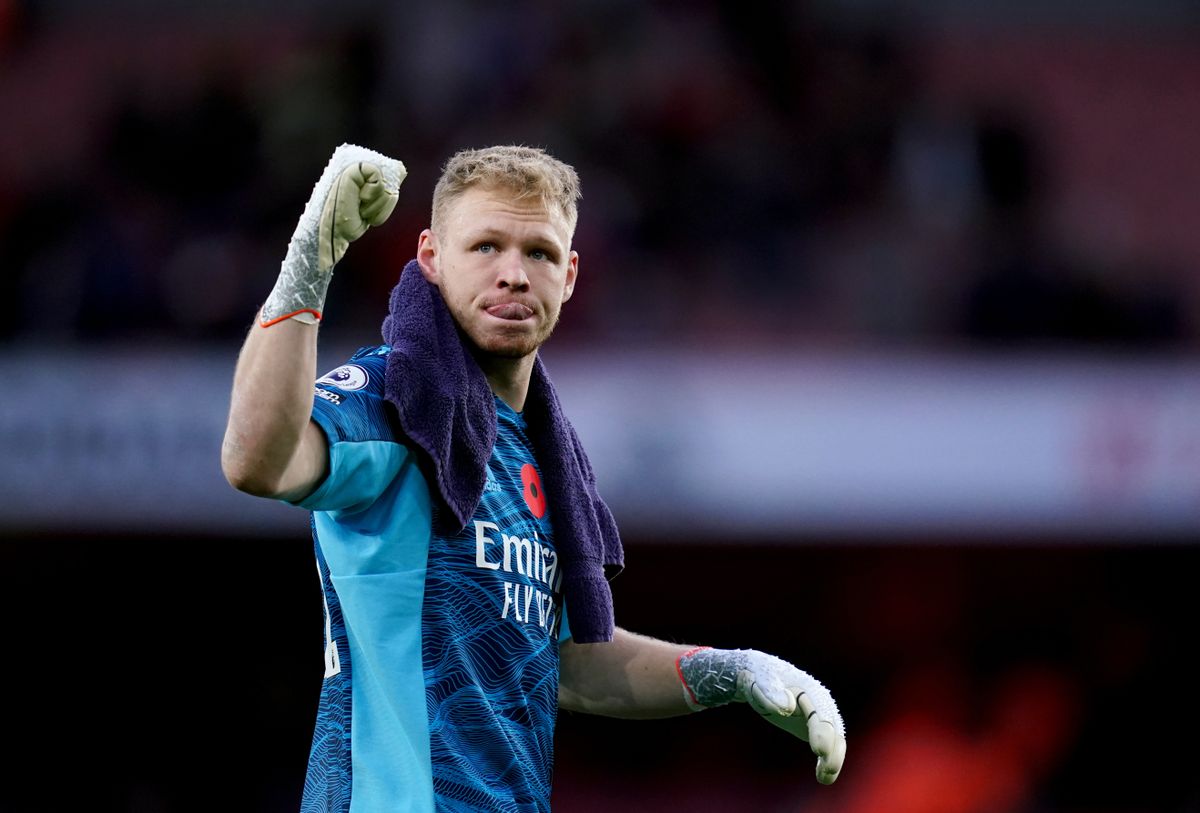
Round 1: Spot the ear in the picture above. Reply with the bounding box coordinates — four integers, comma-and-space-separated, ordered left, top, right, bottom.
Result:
416, 229, 440, 284
561, 250, 579, 303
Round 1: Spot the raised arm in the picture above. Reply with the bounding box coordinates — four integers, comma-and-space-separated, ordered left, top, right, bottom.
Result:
221, 318, 327, 501
221, 144, 406, 501
559, 627, 847, 785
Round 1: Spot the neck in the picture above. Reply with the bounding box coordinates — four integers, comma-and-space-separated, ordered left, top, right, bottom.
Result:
475, 351, 535, 412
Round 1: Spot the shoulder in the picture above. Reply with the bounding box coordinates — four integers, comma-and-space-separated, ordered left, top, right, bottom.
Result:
315, 345, 390, 396
312, 345, 399, 443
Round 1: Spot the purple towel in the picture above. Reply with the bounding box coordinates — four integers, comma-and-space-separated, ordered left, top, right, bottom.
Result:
381, 259, 623, 643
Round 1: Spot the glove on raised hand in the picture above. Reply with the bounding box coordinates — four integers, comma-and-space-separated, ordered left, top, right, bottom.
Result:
677, 647, 847, 785
261, 144, 407, 326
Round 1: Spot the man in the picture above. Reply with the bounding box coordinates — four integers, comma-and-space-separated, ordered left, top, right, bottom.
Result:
222, 144, 845, 812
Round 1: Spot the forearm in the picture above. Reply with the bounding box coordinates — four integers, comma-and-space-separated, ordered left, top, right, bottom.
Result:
221, 315, 320, 498
558, 628, 694, 718
559, 628, 847, 783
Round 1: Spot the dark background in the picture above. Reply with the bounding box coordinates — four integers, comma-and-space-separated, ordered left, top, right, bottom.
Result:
9, 537, 1198, 811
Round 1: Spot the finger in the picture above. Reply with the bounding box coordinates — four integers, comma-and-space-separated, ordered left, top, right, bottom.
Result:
351, 163, 398, 226
794, 689, 818, 723
814, 725, 846, 785
336, 162, 369, 196
356, 165, 386, 204
356, 162, 381, 187
807, 716, 835, 759
744, 671, 794, 716
361, 188, 399, 226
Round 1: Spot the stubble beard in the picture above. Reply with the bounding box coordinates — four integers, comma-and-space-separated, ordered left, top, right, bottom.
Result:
456, 302, 562, 362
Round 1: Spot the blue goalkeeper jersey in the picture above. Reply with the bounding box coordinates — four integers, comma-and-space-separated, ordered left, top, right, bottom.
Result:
290, 345, 568, 813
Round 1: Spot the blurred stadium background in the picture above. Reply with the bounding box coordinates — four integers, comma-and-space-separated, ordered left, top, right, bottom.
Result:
2, 0, 1198, 810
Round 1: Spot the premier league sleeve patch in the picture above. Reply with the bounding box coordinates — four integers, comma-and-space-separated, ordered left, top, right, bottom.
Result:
310, 351, 393, 440
316, 364, 370, 392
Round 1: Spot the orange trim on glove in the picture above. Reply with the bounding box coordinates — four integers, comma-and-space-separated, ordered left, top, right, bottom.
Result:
259, 308, 323, 328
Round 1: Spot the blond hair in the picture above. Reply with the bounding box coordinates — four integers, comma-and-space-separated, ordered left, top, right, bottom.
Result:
431, 145, 581, 237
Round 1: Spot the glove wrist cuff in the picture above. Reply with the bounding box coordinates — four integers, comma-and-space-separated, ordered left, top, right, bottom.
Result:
675, 646, 712, 711
259, 307, 323, 328
260, 261, 331, 327
678, 646, 747, 711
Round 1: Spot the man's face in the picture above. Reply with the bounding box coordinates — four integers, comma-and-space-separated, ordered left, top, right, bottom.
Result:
417, 186, 578, 360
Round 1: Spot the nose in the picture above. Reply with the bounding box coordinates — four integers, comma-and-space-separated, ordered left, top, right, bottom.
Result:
496, 253, 530, 290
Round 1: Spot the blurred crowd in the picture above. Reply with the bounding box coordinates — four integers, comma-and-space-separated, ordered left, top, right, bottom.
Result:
1, 0, 1197, 350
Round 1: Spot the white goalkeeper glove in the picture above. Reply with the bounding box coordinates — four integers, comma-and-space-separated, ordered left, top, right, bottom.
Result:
260, 143, 407, 327
677, 647, 847, 785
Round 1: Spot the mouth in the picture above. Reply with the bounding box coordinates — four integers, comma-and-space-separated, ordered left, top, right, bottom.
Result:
484, 302, 535, 321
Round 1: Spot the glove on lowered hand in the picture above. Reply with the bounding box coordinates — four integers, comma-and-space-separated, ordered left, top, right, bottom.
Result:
677, 647, 847, 785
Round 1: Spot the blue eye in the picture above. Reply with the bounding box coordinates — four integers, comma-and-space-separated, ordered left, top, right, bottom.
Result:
530, 249, 546, 261
478, 243, 495, 254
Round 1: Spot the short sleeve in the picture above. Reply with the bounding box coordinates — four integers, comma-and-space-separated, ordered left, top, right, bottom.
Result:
284, 346, 410, 514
